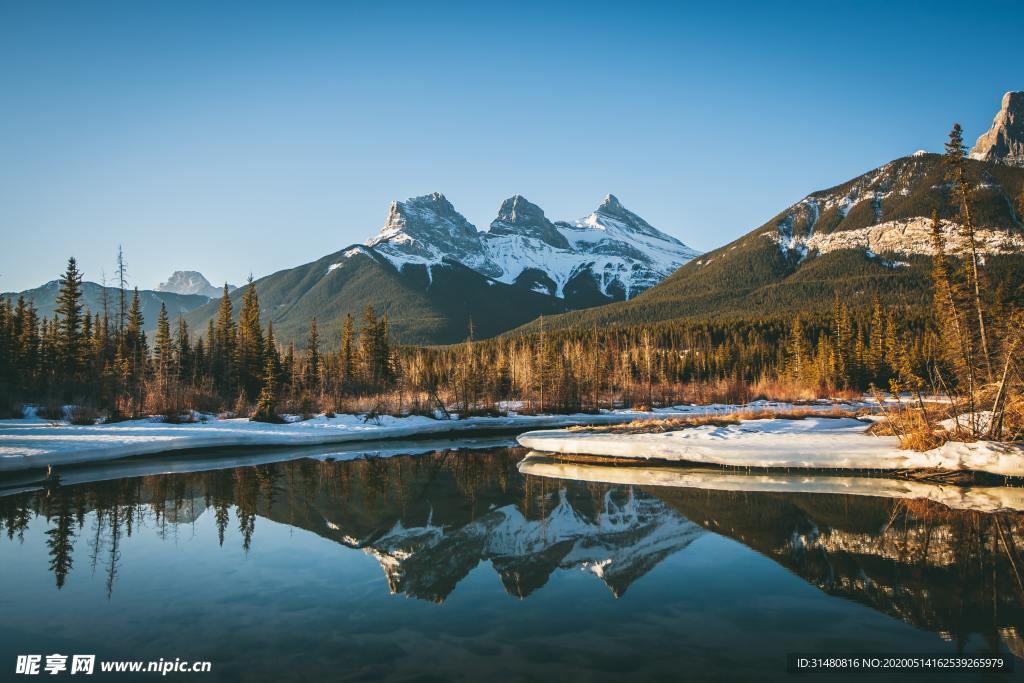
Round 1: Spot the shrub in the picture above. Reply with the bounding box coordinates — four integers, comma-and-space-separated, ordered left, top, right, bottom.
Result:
68, 404, 100, 425
38, 399, 65, 421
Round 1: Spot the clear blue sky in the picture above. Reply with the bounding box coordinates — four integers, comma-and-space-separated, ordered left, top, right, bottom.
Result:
1, 0, 1021, 292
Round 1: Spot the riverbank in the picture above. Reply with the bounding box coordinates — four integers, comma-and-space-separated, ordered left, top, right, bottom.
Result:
517, 454, 1024, 513
0, 400, 867, 473
517, 416, 1024, 478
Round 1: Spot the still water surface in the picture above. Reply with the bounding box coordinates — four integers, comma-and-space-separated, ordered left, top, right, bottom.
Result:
1, 440, 1023, 681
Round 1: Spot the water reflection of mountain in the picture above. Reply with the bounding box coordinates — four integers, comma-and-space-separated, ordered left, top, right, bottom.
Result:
3, 446, 1024, 649
255, 450, 704, 601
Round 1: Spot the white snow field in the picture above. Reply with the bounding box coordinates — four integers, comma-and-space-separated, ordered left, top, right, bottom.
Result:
0, 401, 864, 473
517, 416, 1024, 478
516, 455, 1024, 513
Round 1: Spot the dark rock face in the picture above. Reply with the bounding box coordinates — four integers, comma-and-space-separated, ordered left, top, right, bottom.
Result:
489, 195, 570, 249
970, 91, 1024, 168
369, 192, 493, 273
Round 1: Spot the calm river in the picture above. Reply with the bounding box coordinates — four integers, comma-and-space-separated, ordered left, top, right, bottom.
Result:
1, 439, 1022, 681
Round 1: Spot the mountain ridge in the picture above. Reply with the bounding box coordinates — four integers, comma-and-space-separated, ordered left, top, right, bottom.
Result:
0, 281, 210, 334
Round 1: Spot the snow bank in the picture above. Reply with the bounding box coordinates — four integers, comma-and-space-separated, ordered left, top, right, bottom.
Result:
0, 400, 874, 473
516, 455, 1024, 514
517, 417, 1024, 478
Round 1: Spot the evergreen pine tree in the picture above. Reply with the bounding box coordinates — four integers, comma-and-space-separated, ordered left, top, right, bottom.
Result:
339, 313, 355, 393
305, 319, 321, 392
54, 257, 85, 388
250, 348, 282, 423
123, 288, 148, 412
175, 317, 192, 383
264, 321, 282, 388
945, 122, 992, 382
213, 284, 236, 394
154, 303, 174, 388
235, 277, 264, 398
786, 317, 810, 382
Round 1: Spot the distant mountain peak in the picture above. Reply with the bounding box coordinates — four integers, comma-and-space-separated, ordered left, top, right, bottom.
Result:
488, 195, 570, 249
156, 271, 231, 298
970, 90, 1024, 167
368, 193, 495, 276
582, 194, 684, 243
599, 193, 623, 211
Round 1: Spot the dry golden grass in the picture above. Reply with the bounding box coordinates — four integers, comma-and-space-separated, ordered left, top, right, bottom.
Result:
868, 399, 953, 451
567, 407, 862, 435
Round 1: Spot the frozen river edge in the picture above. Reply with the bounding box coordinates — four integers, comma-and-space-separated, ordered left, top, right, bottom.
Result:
0, 400, 848, 473
517, 416, 1024, 478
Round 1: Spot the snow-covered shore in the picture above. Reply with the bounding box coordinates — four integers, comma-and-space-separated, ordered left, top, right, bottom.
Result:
0, 400, 864, 473
517, 417, 1024, 478
516, 454, 1024, 513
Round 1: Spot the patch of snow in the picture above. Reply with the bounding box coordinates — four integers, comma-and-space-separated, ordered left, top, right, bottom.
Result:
518, 417, 1024, 478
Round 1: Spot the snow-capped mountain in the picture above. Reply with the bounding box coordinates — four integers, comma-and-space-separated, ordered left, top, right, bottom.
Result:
368, 193, 492, 276
367, 192, 699, 305
156, 270, 234, 298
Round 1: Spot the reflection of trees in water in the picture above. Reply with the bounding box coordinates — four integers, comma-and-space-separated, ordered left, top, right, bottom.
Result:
43, 492, 76, 590
3, 452, 1024, 647
650, 487, 1024, 650
0, 449, 535, 594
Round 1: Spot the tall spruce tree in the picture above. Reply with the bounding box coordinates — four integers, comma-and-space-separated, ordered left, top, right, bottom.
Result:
339, 313, 355, 392
250, 348, 282, 423
305, 319, 321, 392
154, 303, 174, 388
123, 288, 147, 412
54, 257, 85, 387
213, 284, 236, 394
175, 317, 192, 383
945, 122, 992, 382
236, 277, 264, 398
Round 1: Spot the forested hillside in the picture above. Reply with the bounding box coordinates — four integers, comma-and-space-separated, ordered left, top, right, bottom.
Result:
511, 154, 1024, 335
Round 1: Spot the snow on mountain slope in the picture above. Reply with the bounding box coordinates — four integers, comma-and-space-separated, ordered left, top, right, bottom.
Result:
366, 192, 699, 302
366, 192, 498, 277
751, 153, 1024, 264
156, 270, 233, 298
766, 216, 1024, 263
